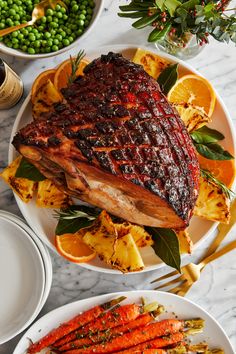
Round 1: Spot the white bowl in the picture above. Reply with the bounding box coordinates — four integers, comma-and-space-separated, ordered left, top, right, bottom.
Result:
0, 0, 104, 59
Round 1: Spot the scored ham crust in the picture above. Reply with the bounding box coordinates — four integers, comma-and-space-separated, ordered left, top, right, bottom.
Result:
12, 52, 199, 229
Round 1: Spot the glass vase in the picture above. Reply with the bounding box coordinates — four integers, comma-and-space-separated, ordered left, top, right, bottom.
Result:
155, 32, 205, 60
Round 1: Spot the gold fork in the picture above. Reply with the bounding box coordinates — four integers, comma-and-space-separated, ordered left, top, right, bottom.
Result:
151, 199, 236, 296
0, 0, 66, 37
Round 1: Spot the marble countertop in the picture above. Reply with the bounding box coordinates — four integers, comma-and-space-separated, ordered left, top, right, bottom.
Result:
0, 0, 236, 352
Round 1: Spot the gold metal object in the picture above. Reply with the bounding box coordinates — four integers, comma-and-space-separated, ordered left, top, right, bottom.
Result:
0, 0, 67, 37
151, 199, 236, 296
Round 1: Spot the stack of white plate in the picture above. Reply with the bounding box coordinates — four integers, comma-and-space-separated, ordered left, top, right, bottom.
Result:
0, 210, 52, 345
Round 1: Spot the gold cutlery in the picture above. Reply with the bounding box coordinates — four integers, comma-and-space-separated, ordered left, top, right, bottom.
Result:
0, 0, 66, 37
151, 199, 236, 296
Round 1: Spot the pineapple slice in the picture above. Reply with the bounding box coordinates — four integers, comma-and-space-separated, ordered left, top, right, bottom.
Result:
115, 223, 153, 248
173, 103, 211, 132
32, 79, 63, 119
132, 48, 170, 79
83, 211, 144, 273
36, 179, 71, 208
0, 156, 36, 203
175, 229, 193, 254
194, 176, 230, 223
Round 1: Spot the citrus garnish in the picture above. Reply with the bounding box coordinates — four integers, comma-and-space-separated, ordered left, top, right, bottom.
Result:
55, 233, 96, 263
54, 58, 90, 91
198, 154, 236, 188
168, 74, 216, 117
31, 69, 56, 103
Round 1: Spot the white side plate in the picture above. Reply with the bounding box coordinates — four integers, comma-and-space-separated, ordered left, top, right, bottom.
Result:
0, 215, 45, 344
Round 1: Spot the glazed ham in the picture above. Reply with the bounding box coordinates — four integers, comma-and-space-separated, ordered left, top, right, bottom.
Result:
13, 52, 199, 229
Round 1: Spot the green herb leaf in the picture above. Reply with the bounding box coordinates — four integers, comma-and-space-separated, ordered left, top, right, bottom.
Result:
55, 205, 100, 235
181, 0, 199, 10
68, 50, 86, 85
157, 63, 178, 95
146, 227, 181, 272
132, 12, 160, 29
195, 142, 234, 160
191, 126, 225, 144
201, 169, 235, 199
15, 158, 46, 181
148, 22, 171, 42
163, 0, 181, 16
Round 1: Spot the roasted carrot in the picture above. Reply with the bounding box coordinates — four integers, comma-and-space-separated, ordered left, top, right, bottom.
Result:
27, 296, 126, 354
62, 319, 184, 354
114, 332, 184, 354
54, 303, 142, 348
131, 351, 166, 354
58, 313, 153, 351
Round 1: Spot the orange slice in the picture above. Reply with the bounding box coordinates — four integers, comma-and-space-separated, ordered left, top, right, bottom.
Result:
31, 69, 56, 103
54, 58, 90, 91
198, 154, 236, 187
55, 233, 96, 263
168, 74, 216, 117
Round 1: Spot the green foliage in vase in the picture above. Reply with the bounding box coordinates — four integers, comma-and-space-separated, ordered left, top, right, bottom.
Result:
118, 0, 236, 45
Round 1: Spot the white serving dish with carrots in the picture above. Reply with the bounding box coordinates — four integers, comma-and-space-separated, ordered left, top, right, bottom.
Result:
13, 290, 234, 354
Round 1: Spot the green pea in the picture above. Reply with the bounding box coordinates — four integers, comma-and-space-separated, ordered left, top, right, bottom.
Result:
56, 12, 63, 18
87, 8, 93, 14
79, 14, 86, 20
52, 44, 58, 51
55, 4, 61, 11
12, 37, 19, 44
40, 16, 47, 23
29, 34, 36, 41
63, 38, 70, 46
86, 14, 92, 21
21, 28, 28, 35
21, 45, 27, 52
50, 29, 56, 35
84, 20, 89, 27
14, 14, 20, 20
56, 34, 62, 41
28, 47, 35, 54
38, 25, 44, 31
53, 38, 59, 45
0, 23, 5, 29
45, 31, 51, 38
61, 7, 66, 13
77, 28, 83, 35
68, 36, 74, 43
34, 40, 40, 47
47, 39, 53, 46
6, 41, 13, 48
45, 46, 51, 53
78, 19, 84, 27
18, 33, 24, 40
9, 8, 16, 15
46, 8, 53, 16
11, 30, 19, 37
13, 43, 19, 49
14, 21, 20, 25
72, 4, 79, 12
47, 15, 52, 22
63, 14, 68, 20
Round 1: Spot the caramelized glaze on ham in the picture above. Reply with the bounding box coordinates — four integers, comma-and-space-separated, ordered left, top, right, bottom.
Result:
13, 52, 199, 228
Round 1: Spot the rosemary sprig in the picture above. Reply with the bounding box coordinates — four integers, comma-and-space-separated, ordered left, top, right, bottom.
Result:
68, 49, 86, 85
201, 168, 235, 199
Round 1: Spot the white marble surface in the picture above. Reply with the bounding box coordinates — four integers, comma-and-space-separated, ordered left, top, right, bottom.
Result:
0, 0, 236, 353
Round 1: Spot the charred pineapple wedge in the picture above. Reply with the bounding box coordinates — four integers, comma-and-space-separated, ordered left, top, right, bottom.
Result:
0, 156, 36, 203
173, 103, 211, 132
132, 48, 170, 79
194, 176, 230, 223
32, 79, 63, 119
36, 179, 71, 208
114, 222, 153, 248
175, 229, 193, 254
82, 211, 144, 272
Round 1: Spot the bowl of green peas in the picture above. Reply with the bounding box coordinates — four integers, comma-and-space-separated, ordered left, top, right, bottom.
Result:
0, 0, 104, 58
